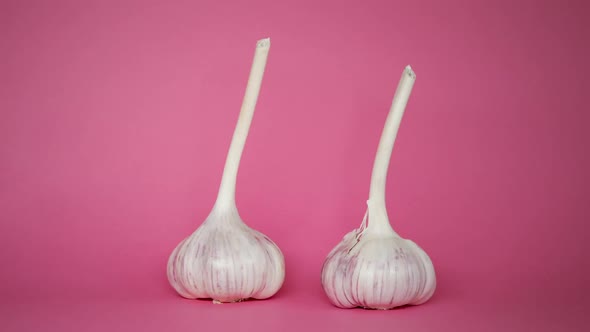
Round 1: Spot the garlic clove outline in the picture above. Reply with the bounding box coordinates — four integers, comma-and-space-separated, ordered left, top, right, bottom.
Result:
321, 66, 436, 310
167, 38, 285, 303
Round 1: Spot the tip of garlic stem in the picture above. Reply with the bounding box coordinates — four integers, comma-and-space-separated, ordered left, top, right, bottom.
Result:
404, 65, 416, 80
256, 38, 271, 49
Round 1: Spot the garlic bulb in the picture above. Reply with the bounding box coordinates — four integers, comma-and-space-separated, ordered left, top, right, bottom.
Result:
167, 38, 285, 303
321, 66, 436, 310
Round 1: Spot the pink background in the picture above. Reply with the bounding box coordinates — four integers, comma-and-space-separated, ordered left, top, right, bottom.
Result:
1, 0, 588, 330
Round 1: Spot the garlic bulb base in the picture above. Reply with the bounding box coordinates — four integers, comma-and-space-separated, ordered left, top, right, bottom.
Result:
213, 298, 244, 304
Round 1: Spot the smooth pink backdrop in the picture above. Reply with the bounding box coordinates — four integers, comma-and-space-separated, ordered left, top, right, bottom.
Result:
1, 0, 589, 330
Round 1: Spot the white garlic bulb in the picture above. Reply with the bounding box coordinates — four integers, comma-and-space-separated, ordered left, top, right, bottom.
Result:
167, 38, 285, 303
321, 66, 436, 310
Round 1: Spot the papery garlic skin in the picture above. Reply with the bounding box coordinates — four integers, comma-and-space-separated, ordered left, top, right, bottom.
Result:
167, 206, 285, 302
321, 209, 436, 309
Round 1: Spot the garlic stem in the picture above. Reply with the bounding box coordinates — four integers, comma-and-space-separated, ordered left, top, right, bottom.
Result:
367, 65, 416, 231
215, 38, 271, 210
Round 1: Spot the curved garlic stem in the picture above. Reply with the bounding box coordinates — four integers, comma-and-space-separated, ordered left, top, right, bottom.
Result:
215, 38, 271, 210
367, 66, 416, 233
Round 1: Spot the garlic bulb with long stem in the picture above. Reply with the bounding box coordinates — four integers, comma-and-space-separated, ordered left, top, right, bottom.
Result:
321, 66, 436, 309
167, 38, 285, 303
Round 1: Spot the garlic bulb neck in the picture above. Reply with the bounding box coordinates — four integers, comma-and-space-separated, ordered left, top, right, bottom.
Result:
362, 199, 397, 238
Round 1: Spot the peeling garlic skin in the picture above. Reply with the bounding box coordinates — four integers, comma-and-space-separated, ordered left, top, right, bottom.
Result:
167, 207, 285, 303
321, 230, 436, 309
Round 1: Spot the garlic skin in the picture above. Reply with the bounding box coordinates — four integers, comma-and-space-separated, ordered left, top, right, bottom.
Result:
321, 66, 436, 309
167, 205, 285, 302
167, 38, 285, 303
321, 202, 436, 309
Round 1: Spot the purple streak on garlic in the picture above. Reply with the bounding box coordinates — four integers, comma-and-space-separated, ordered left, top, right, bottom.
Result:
167, 38, 285, 303
321, 66, 436, 310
